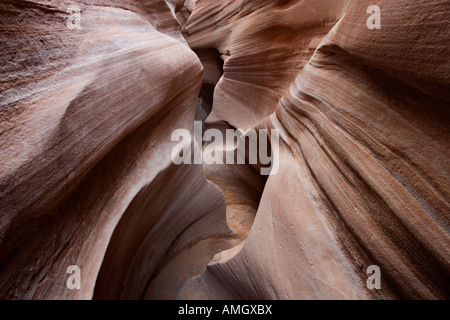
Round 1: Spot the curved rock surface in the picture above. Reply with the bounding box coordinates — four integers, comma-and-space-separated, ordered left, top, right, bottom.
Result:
185, 0, 349, 130
179, 0, 450, 300
0, 0, 449, 300
0, 0, 232, 299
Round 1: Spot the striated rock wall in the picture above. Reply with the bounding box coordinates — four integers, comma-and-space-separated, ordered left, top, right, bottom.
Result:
0, 0, 449, 300
179, 0, 450, 300
0, 0, 233, 299
184, 0, 349, 130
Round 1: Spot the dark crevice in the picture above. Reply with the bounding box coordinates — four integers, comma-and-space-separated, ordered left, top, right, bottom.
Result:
194, 48, 224, 124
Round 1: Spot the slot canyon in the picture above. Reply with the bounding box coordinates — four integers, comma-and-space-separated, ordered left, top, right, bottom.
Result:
0, 0, 449, 300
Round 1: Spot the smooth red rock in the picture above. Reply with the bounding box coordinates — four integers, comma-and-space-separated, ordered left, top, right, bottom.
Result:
0, 0, 233, 299
1, 0, 449, 300
178, 0, 450, 300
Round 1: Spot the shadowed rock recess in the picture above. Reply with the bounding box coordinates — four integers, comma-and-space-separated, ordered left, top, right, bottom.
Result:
0, 0, 449, 300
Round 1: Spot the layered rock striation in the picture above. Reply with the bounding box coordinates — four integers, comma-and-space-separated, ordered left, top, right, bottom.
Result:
0, 0, 449, 300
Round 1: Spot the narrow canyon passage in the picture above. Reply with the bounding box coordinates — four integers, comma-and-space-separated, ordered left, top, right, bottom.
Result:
0, 0, 449, 301
142, 43, 269, 299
